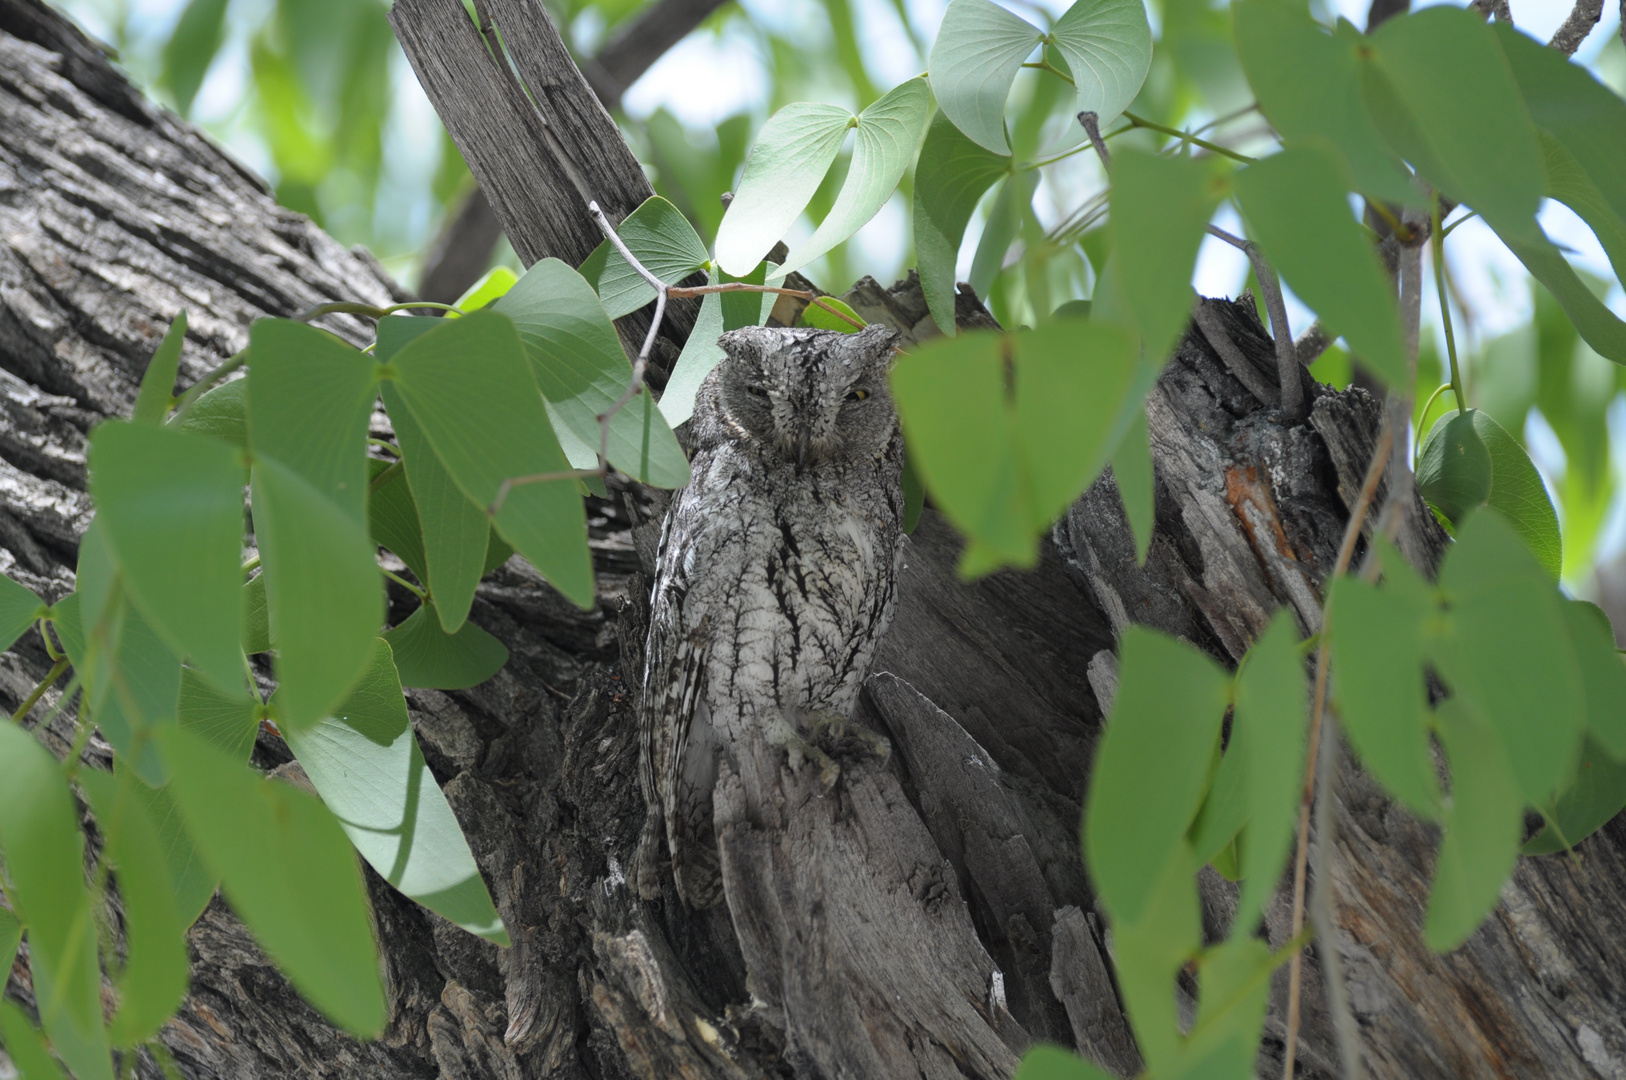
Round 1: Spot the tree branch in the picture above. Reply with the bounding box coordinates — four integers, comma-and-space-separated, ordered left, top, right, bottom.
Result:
1207, 225, 1304, 421
1549, 0, 1604, 55
1295, 320, 1331, 366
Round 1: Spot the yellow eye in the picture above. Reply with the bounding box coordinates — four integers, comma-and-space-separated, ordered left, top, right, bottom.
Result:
846, 388, 869, 402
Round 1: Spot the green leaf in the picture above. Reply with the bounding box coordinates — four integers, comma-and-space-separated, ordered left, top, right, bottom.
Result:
0, 724, 107, 1077
580, 196, 710, 317
178, 665, 260, 763
901, 454, 925, 534
798, 296, 867, 333
450, 266, 519, 314
247, 318, 378, 523
1538, 133, 1626, 312
1232, 3, 1412, 204
1437, 510, 1584, 806
1108, 841, 1202, 1073
0, 905, 18, 976
1327, 545, 1441, 818
0, 1001, 70, 1080
241, 573, 270, 654
160, 0, 228, 116
251, 455, 383, 731
1108, 149, 1223, 361
774, 77, 933, 279
969, 170, 1036, 301
913, 111, 1012, 336
1085, 626, 1229, 924
79, 769, 189, 1046
1233, 143, 1408, 386
1110, 406, 1153, 565
1425, 697, 1523, 952
282, 638, 508, 943
1495, 23, 1626, 254
87, 420, 247, 697
366, 457, 429, 583
132, 312, 186, 424
1012, 1045, 1115, 1080
1186, 936, 1275, 1074
1467, 409, 1562, 581
1231, 612, 1308, 937
171, 377, 247, 449
384, 312, 594, 609
660, 261, 775, 428
90, 599, 183, 787
382, 600, 508, 690
495, 259, 689, 488
1494, 224, 1626, 365
0, 571, 44, 655
1563, 601, 1626, 760
158, 724, 385, 1036
1524, 733, 1626, 856
715, 105, 856, 275
1416, 411, 1492, 527
1049, 0, 1153, 135
1363, 6, 1544, 239
928, 0, 1043, 154
891, 331, 1031, 567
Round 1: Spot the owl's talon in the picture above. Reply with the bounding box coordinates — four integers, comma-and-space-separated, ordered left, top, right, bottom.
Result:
810, 711, 891, 765
781, 733, 842, 788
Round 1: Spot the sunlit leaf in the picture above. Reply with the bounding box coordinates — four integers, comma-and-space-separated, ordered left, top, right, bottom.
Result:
159, 724, 386, 1036
913, 111, 1012, 336
716, 104, 856, 275
1049, 0, 1153, 135
132, 312, 186, 424
1233, 143, 1407, 386
384, 312, 594, 608
580, 196, 710, 318
383, 600, 508, 690
281, 638, 507, 942
450, 266, 519, 314
928, 0, 1043, 154
496, 259, 689, 488
798, 296, 866, 333
775, 77, 933, 278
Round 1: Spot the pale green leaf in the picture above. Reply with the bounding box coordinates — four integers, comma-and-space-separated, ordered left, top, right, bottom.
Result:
969, 170, 1036, 300
171, 377, 247, 449
716, 104, 856, 275
1050, 0, 1153, 132
1109, 407, 1153, 564
284, 639, 507, 942
1495, 223, 1626, 365
383, 600, 508, 690
158, 724, 386, 1036
580, 196, 710, 318
1186, 936, 1275, 1075
661, 263, 774, 428
0, 571, 44, 655
775, 77, 933, 278
928, 0, 1043, 154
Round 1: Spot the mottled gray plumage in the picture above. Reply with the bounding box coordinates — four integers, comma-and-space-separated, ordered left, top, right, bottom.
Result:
635, 324, 906, 907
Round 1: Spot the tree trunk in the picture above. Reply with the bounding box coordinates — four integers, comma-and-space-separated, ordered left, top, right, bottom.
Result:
6, 2, 1626, 1079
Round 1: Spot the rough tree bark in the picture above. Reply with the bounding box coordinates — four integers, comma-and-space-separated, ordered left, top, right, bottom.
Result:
6, 2, 1626, 1079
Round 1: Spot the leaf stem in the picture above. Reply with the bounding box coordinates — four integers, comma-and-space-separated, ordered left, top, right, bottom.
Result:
1282, 418, 1394, 1079
1431, 195, 1466, 416
169, 351, 247, 424
380, 567, 427, 600
38, 617, 64, 662
10, 657, 68, 723
1124, 112, 1257, 164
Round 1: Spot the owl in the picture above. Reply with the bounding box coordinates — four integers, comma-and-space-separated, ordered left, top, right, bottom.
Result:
634, 324, 906, 908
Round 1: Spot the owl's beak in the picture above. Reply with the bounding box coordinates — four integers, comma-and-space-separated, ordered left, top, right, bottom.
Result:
794, 431, 811, 472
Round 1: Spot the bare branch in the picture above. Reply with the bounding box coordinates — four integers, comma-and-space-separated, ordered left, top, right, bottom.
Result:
1295, 320, 1331, 366
1550, 0, 1604, 55
1207, 225, 1304, 421
1193, 299, 1278, 405
1077, 111, 1111, 169
1468, 0, 1512, 21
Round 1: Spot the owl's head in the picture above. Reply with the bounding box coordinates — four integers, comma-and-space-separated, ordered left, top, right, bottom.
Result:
714, 324, 900, 468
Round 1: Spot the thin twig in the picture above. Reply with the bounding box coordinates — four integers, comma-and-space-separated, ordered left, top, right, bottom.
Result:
1078, 111, 1111, 169
1207, 225, 1304, 421
667, 284, 866, 330
1295, 321, 1332, 366
381, 567, 426, 600
1430, 195, 1466, 415
1124, 112, 1258, 164
10, 658, 68, 724
1282, 420, 1394, 1079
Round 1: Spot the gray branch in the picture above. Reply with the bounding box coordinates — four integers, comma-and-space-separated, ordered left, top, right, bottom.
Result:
1549, 0, 1604, 55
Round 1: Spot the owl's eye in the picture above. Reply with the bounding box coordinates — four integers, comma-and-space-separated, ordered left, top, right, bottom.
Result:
747, 385, 770, 399
845, 388, 869, 402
